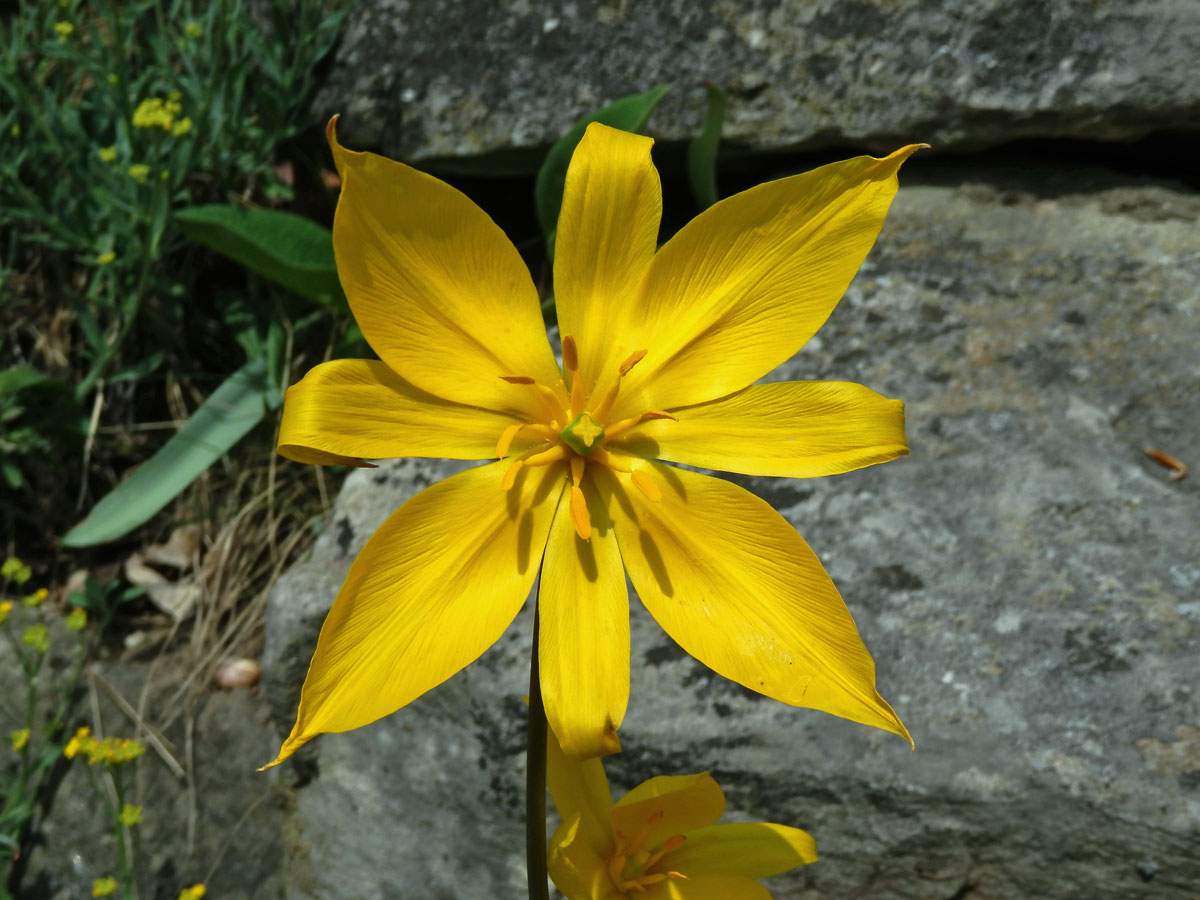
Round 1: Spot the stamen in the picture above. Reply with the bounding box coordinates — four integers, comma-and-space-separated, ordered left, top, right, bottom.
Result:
496, 424, 523, 459
499, 375, 536, 384
639, 834, 686, 873
501, 461, 524, 491
523, 445, 566, 468
569, 456, 591, 540
591, 448, 631, 473
631, 469, 662, 502
590, 381, 621, 425
604, 409, 678, 440
619, 349, 648, 376
497, 423, 560, 458
561, 335, 579, 372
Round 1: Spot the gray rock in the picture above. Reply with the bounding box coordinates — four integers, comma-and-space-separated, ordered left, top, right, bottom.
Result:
315, 0, 1200, 169
262, 169, 1200, 899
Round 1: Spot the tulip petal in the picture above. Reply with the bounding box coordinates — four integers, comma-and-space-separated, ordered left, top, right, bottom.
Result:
650, 876, 771, 900
541, 481, 630, 759
265, 460, 563, 767
614, 381, 907, 477
665, 822, 817, 878
326, 117, 563, 419
548, 816, 621, 900
615, 145, 924, 416
277, 358, 527, 465
611, 772, 725, 851
599, 463, 912, 744
545, 659, 618, 861
554, 122, 661, 398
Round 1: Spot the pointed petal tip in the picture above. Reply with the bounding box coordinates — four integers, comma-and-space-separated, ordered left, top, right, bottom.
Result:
258, 732, 310, 772
868, 142, 928, 177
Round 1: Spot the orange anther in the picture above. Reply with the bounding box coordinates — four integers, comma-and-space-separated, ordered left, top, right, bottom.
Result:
496, 424, 523, 459
562, 335, 579, 372
619, 349, 648, 376
501, 461, 524, 491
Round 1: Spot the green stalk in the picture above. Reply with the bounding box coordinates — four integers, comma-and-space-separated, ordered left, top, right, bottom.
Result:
526, 586, 550, 900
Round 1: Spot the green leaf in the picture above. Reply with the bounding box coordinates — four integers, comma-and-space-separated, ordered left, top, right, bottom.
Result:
61, 357, 277, 547
174, 205, 345, 310
534, 84, 672, 259
0, 366, 57, 397
687, 83, 726, 211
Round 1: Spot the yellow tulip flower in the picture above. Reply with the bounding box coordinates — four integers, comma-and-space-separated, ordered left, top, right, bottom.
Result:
267, 116, 919, 767
546, 723, 816, 899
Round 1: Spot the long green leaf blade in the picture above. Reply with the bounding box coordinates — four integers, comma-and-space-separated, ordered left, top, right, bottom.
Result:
175, 205, 344, 309
687, 83, 726, 211
61, 358, 275, 547
534, 84, 672, 258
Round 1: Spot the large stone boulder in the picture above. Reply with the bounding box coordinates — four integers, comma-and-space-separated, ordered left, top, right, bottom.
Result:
261, 166, 1200, 899
314, 0, 1200, 167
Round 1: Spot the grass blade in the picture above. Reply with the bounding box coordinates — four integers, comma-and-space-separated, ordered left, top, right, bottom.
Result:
61, 357, 276, 547
687, 83, 726, 211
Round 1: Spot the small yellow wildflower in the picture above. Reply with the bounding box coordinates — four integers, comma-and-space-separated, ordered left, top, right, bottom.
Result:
21, 624, 49, 653
178, 885, 206, 900
65, 606, 88, 630
107, 73, 118, 85
92, 877, 118, 897
98, 145, 117, 162
127, 163, 150, 183
64, 726, 91, 759
171, 117, 192, 137
118, 803, 143, 827
0, 600, 12, 624
2, 557, 31, 584
54, 21, 73, 37
87, 736, 145, 766
22, 587, 48, 608
184, 22, 203, 38
96, 251, 116, 266
132, 96, 181, 131
10, 123, 18, 137
10, 728, 30, 751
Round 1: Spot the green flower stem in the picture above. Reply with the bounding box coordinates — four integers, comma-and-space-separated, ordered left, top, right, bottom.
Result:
526, 589, 550, 900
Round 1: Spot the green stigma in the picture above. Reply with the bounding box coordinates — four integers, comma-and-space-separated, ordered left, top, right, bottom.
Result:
560, 413, 605, 456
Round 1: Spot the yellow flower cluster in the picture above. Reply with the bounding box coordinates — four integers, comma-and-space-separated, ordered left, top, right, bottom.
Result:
21, 624, 49, 653
10, 728, 30, 751
0, 600, 11, 624
54, 21, 73, 37
92, 877, 118, 897
65, 606, 88, 630
63, 727, 146, 765
2, 557, 32, 585
184, 22, 204, 38
98, 145, 117, 162
127, 163, 151, 183
96, 251, 116, 266
131, 94, 192, 136
118, 803, 143, 827
178, 885, 206, 900
22, 587, 48, 608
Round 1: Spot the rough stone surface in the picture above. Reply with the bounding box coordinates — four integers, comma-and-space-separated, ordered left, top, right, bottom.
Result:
262, 169, 1200, 899
316, 0, 1200, 168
